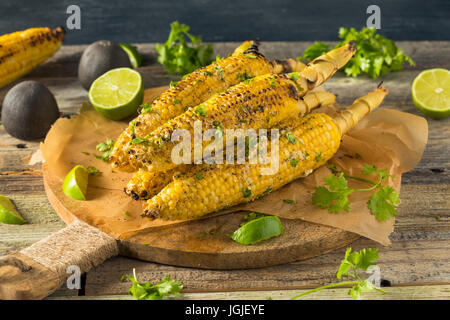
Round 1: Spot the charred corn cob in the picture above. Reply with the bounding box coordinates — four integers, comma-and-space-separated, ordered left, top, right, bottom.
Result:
0, 27, 65, 88
110, 41, 305, 172
142, 87, 388, 220
125, 90, 337, 200
126, 43, 356, 173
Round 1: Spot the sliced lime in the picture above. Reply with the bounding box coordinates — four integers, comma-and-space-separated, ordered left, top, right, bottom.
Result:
412, 68, 450, 119
231, 215, 284, 245
0, 195, 26, 225
88, 67, 144, 120
62, 165, 89, 200
119, 43, 142, 68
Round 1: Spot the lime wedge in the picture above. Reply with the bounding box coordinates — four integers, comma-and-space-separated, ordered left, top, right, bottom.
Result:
0, 195, 26, 225
88, 67, 144, 120
231, 216, 284, 245
119, 43, 142, 68
412, 68, 450, 119
62, 165, 89, 200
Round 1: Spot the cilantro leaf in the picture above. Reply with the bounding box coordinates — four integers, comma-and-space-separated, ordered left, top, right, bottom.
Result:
94, 139, 115, 162
155, 21, 214, 76
194, 104, 206, 116
121, 269, 183, 300
286, 131, 297, 144
139, 103, 152, 114
298, 27, 414, 79
96, 139, 114, 152
130, 137, 149, 145
312, 163, 399, 220
292, 247, 385, 300
86, 166, 101, 176
297, 42, 330, 61
312, 173, 353, 213
367, 186, 400, 221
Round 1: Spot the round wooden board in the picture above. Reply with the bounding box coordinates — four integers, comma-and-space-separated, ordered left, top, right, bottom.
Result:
43, 166, 359, 270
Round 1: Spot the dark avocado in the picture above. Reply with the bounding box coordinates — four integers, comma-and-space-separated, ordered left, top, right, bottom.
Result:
78, 40, 132, 90
2, 81, 60, 140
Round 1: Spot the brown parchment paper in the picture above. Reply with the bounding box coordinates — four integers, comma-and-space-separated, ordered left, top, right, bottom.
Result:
41, 90, 428, 246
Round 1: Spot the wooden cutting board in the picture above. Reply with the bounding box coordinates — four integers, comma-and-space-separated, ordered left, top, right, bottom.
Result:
43, 164, 359, 270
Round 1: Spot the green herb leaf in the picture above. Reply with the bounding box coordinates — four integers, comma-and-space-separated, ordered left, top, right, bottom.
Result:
121, 269, 183, 300
242, 53, 257, 59
298, 28, 414, 79
286, 132, 297, 144
237, 72, 253, 82
290, 158, 298, 167
130, 137, 149, 145
283, 199, 296, 205
87, 166, 101, 176
196, 172, 204, 180
312, 163, 400, 220
312, 173, 353, 213
243, 77, 255, 85
194, 104, 206, 116
315, 152, 322, 162
155, 21, 214, 76
297, 42, 330, 61
140, 103, 152, 114
242, 188, 252, 198
96, 140, 115, 152
367, 186, 400, 221
94, 139, 115, 162
288, 72, 300, 82
269, 76, 277, 88
214, 65, 224, 81
291, 247, 384, 300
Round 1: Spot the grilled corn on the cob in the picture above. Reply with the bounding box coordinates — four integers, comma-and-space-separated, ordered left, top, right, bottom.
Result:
125, 42, 356, 173
110, 41, 305, 172
125, 90, 337, 200
0, 27, 65, 88
142, 87, 388, 220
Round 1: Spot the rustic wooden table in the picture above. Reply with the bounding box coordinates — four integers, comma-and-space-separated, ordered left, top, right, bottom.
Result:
0, 42, 449, 300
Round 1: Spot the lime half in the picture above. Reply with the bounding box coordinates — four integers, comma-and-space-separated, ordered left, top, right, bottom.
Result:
119, 43, 142, 68
62, 165, 89, 200
0, 195, 26, 225
89, 67, 144, 120
412, 68, 450, 119
231, 216, 284, 245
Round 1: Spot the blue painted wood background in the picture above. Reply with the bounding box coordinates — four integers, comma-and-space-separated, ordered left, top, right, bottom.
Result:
1, 0, 449, 44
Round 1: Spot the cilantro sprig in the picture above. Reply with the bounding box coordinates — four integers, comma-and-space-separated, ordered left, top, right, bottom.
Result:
298, 27, 414, 79
312, 164, 399, 221
291, 248, 385, 300
298, 42, 331, 62
121, 269, 183, 300
94, 139, 115, 162
155, 21, 213, 76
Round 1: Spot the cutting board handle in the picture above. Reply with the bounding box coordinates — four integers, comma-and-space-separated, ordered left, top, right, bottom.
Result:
0, 219, 119, 299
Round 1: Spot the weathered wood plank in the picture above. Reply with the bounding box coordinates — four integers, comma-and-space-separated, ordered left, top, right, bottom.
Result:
47, 284, 450, 300
0, 183, 448, 256
1, 41, 449, 111
2, 41, 449, 79
0, 195, 65, 255
83, 237, 449, 296
0, 71, 446, 114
